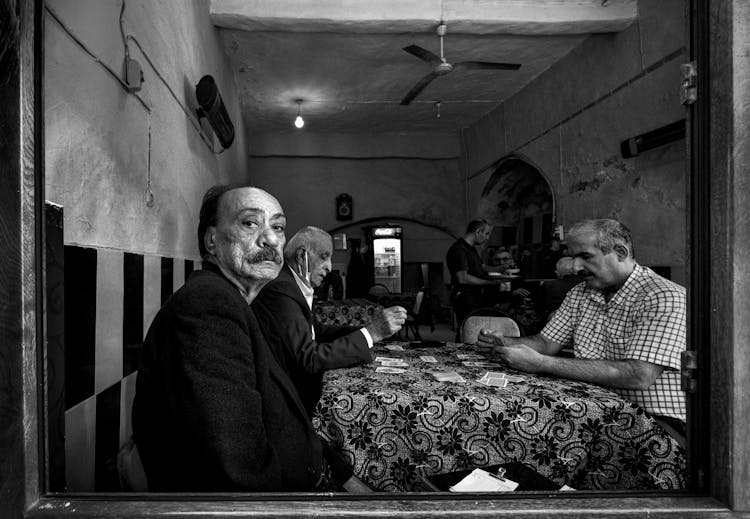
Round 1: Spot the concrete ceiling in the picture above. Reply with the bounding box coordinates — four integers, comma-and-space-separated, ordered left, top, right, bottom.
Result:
210, 0, 637, 133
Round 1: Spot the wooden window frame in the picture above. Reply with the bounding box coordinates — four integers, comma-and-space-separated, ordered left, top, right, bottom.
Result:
2, 0, 748, 517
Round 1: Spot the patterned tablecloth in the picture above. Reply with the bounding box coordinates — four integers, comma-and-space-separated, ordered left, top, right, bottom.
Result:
314, 342, 686, 492
313, 298, 381, 327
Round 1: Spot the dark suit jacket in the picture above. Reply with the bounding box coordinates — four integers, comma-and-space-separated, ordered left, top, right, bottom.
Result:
253, 264, 373, 416
132, 262, 325, 492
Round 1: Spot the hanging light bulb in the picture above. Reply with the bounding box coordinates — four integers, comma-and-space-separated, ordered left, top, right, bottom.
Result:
294, 99, 304, 129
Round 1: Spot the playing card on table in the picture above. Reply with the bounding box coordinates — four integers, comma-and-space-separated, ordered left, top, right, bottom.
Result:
430, 371, 466, 383
419, 355, 438, 363
385, 344, 405, 351
380, 360, 409, 367
376, 366, 406, 374
374, 356, 399, 362
477, 371, 508, 387
462, 361, 499, 368
456, 353, 485, 360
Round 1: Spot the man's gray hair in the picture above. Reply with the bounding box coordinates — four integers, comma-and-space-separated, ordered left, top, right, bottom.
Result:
567, 219, 635, 259
284, 226, 331, 262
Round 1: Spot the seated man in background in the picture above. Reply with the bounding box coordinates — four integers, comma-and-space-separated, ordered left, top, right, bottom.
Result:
539, 257, 582, 319
493, 250, 520, 276
253, 226, 407, 416
478, 219, 686, 441
132, 185, 355, 492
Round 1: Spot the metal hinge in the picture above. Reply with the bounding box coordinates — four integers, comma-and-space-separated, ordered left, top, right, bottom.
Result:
681, 350, 698, 392
680, 62, 697, 105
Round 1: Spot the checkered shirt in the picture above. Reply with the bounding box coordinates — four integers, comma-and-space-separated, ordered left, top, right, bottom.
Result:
541, 265, 686, 422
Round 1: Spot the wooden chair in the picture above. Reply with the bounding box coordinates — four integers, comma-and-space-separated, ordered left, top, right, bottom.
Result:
459, 309, 521, 345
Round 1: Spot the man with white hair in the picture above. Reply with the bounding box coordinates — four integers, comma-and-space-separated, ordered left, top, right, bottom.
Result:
478, 219, 687, 439
254, 226, 407, 416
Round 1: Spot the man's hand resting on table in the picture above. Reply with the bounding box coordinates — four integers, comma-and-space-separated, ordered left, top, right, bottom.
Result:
477, 329, 545, 373
365, 306, 407, 343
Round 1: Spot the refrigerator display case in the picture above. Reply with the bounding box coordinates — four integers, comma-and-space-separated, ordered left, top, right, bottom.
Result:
368, 226, 402, 294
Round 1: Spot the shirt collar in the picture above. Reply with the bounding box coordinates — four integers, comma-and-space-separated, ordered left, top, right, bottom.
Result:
288, 263, 314, 310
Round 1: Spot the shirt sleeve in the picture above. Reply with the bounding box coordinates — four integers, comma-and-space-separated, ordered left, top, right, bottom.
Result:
254, 289, 371, 373
540, 288, 577, 347
624, 287, 686, 370
446, 244, 470, 275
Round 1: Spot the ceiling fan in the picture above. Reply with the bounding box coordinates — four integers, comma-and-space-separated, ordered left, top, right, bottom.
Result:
400, 22, 521, 106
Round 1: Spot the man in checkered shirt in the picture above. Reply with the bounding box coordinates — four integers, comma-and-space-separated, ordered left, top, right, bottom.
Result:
478, 219, 686, 438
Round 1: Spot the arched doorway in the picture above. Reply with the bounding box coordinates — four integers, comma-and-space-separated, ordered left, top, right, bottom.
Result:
478, 155, 557, 278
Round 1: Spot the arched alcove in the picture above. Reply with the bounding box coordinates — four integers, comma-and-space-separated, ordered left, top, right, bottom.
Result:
478, 156, 558, 278
479, 155, 555, 247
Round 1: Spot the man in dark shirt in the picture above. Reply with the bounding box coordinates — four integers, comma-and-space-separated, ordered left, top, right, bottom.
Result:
446, 219, 502, 330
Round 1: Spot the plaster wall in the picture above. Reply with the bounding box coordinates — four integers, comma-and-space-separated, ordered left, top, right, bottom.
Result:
44, 0, 249, 261
462, 0, 687, 284
248, 131, 464, 273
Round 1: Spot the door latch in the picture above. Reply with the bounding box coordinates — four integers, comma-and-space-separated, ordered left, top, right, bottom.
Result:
680, 62, 697, 105
681, 350, 698, 393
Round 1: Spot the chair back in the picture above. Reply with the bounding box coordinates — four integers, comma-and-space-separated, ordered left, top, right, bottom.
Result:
460, 315, 520, 344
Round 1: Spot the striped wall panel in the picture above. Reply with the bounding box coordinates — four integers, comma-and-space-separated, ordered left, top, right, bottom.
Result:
60, 244, 199, 492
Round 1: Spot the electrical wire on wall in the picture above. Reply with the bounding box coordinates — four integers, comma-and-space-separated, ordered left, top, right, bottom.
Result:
44, 4, 152, 113
44, 1, 229, 209
145, 119, 154, 208
118, 0, 226, 155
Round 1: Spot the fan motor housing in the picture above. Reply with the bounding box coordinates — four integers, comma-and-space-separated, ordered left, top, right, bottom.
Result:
435, 62, 453, 75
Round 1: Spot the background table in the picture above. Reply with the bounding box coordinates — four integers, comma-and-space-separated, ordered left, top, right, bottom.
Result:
313, 298, 380, 327
314, 342, 686, 492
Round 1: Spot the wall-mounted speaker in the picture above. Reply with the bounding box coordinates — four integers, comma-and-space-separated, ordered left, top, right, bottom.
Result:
336, 193, 353, 221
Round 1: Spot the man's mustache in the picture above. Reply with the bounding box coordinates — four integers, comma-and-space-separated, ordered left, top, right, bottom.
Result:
249, 247, 282, 264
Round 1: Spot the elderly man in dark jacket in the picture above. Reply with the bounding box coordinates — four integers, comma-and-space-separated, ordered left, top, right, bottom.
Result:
253, 226, 406, 416
132, 185, 345, 492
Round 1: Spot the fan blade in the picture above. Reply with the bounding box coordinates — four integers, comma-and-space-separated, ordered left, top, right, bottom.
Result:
454, 61, 521, 71
400, 72, 439, 105
403, 45, 442, 66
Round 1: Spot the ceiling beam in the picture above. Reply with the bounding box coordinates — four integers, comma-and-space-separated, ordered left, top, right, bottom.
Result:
210, 0, 637, 35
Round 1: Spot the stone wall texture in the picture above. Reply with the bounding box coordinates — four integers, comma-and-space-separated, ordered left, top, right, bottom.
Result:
463, 0, 687, 284
45, 0, 249, 260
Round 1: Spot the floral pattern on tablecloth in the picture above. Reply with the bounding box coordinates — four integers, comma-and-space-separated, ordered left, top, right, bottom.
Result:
313, 298, 381, 327
314, 342, 686, 492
